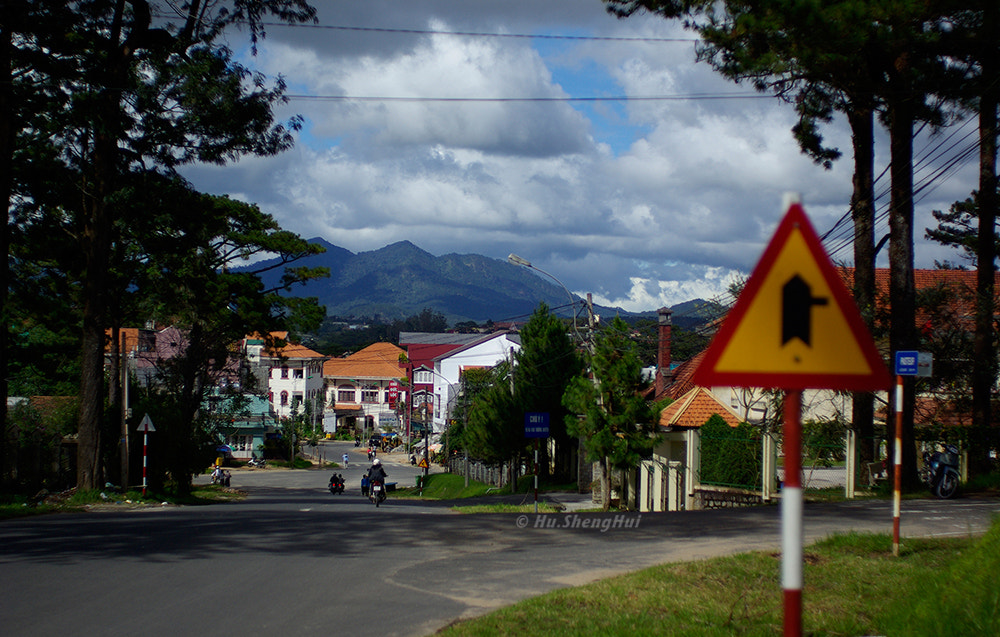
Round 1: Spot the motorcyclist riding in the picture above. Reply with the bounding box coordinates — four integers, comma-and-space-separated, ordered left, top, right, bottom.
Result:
366, 458, 388, 504
366, 458, 387, 484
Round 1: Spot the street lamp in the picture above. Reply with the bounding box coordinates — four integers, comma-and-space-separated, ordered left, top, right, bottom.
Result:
508, 253, 581, 344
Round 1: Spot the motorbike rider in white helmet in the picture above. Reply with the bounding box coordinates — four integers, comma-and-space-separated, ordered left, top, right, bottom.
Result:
366, 457, 387, 484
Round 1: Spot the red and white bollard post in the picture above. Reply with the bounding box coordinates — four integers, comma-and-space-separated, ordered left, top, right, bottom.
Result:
782, 390, 803, 637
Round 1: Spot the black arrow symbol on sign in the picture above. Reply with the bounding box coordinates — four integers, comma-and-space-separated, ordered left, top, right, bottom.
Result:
782, 275, 827, 346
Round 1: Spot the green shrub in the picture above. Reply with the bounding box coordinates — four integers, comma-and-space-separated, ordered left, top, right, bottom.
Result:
700, 415, 762, 488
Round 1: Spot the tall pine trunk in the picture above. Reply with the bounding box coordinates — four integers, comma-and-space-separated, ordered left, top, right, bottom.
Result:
0, 13, 13, 487
77, 0, 131, 490
972, 5, 998, 474
849, 107, 877, 469
887, 52, 920, 490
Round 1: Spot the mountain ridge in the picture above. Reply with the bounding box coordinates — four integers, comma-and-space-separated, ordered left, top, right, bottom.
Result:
251, 237, 712, 326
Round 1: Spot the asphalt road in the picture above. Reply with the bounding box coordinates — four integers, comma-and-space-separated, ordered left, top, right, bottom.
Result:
2, 441, 997, 637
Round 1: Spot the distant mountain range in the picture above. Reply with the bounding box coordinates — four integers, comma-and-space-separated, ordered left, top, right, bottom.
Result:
250, 238, 721, 327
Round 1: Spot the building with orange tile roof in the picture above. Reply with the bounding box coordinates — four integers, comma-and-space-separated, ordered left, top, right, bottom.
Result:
658, 387, 741, 429
323, 342, 407, 436
838, 267, 1000, 332
250, 331, 327, 419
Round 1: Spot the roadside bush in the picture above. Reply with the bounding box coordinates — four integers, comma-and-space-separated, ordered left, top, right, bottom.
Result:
802, 418, 847, 467
699, 415, 762, 488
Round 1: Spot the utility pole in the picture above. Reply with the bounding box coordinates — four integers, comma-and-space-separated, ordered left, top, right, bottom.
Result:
120, 332, 130, 489
585, 293, 597, 353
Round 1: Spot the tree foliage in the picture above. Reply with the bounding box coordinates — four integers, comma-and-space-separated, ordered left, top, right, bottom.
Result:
605, 0, 1000, 488
4, 1, 320, 490
699, 414, 761, 489
464, 360, 522, 470
512, 304, 583, 479
461, 305, 584, 485
563, 316, 657, 510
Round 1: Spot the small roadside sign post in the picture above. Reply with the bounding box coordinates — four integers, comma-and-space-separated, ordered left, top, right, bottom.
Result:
136, 414, 156, 497
693, 200, 891, 637
525, 412, 550, 513
891, 351, 932, 556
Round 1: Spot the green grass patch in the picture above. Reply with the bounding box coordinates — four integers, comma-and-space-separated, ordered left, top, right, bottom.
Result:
265, 457, 315, 469
451, 503, 561, 514
392, 472, 497, 500
513, 475, 577, 494
965, 471, 1000, 494
441, 520, 998, 636
0, 483, 245, 519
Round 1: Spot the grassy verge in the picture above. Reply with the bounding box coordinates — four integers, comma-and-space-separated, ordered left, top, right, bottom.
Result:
441, 520, 999, 636
0, 483, 245, 520
393, 473, 577, 503
391, 474, 572, 514
452, 503, 562, 514
393, 473, 497, 500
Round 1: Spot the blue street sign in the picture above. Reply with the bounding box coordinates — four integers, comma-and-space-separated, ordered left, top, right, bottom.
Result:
524, 412, 550, 438
894, 351, 919, 376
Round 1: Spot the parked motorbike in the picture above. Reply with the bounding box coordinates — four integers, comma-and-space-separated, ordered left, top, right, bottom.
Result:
328, 473, 345, 495
923, 444, 961, 499
369, 479, 386, 507
247, 455, 266, 469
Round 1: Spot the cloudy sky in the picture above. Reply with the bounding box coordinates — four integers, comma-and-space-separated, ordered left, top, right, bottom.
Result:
182, 0, 979, 313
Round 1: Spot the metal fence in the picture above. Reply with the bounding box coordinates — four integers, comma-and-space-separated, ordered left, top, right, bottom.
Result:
447, 456, 513, 488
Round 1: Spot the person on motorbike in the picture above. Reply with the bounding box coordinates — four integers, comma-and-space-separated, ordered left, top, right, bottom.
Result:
366, 458, 388, 502
366, 458, 387, 484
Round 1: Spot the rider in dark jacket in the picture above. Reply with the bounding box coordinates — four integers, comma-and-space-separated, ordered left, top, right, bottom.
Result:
366, 458, 388, 484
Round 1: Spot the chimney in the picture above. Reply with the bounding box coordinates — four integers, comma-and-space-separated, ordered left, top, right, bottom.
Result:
656, 307, 673, 397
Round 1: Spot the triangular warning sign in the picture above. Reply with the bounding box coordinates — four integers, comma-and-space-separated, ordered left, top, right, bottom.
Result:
693, 203, 891, 391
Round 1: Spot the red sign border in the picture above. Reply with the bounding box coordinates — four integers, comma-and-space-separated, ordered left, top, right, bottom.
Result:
693, 203, 891, 391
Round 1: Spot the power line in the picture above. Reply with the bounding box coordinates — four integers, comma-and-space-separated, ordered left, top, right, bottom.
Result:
246, 21, 699, 43
150, 12, 698, 42
821, 119, 981, 262
284, 92, 769, 103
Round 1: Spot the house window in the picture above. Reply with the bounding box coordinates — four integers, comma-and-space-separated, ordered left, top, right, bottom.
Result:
280, 391, 289, 406
229, 435, 250, 452
415, 369, 432, 384
338, 389, 355, 402
293, 368, 304, 379
281, 367, 289, 379
361, 387, 379, 403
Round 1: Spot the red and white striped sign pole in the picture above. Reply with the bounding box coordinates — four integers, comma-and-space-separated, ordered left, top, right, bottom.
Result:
892, 374, 904, 556
688, 201, 892, 637
142, 431, 149, 496
137, 414, 156, 497
782, 390, 804, 637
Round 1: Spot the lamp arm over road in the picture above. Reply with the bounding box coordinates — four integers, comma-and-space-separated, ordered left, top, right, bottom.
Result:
508, 253, 582, 344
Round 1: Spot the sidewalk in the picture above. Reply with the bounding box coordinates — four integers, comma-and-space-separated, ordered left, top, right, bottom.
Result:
547, 492, 596, 512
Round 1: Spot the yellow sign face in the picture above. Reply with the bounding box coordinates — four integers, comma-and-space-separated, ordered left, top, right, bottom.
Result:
716, 228, 870, 374
694, 203, 890, 391
418, 458, 429, 468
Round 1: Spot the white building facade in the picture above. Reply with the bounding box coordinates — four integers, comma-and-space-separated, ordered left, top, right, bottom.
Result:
431, 332, 521, 433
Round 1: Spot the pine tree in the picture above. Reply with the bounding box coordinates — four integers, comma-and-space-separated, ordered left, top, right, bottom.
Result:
563, 316, 656, 510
